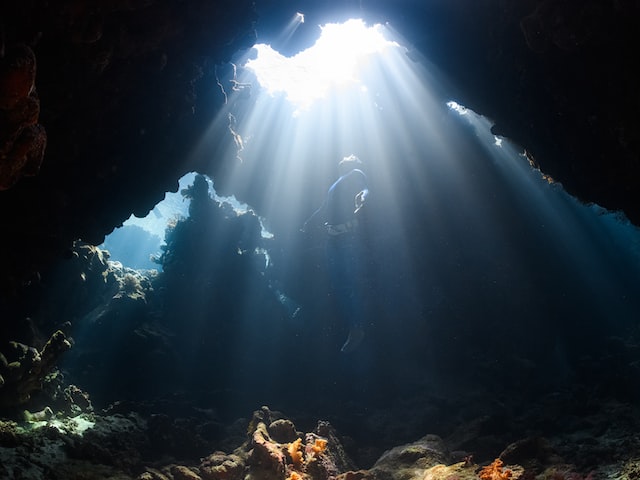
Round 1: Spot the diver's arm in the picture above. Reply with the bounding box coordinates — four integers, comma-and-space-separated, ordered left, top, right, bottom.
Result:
301, 200, 326, 232
351, 169, 369, 214
354, 188, 369, 214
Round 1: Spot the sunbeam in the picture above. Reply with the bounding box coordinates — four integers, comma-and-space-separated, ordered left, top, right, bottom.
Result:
24, 11, 640, 456
97, 12, 640, 408
245, 19, 400, 113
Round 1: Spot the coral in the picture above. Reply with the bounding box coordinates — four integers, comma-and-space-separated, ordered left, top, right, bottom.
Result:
304, 436, 329, 467
269, 419, 299, 444
120, 271, 146, 300
240, 407, 356, 480
122, 272, 140, 292
199, 452, 245, 480
369, 434, 449, 480
312, 439, 328, 454
63, 384, 93, 415
289, 438, 304, 465
479, 459, 512, 480
302, 432, 343, 480
423, 462, 482, 480
171, 465, 202, 480
0, 330, 72, 408
246, 420, 286, 480
22, 406, 54, 422
313, 422, 357, 474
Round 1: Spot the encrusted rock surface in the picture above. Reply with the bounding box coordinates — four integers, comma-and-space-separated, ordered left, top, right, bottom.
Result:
0, 404, 631, 480
0, 329, 71, 408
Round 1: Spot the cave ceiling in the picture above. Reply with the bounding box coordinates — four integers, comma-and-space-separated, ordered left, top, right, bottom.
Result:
1, 0, 638, 293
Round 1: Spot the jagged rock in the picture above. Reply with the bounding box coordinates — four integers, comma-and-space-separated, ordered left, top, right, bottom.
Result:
139, 468, 172, 480
422, 462, 485, 480
335, 471, 373, 480
239, 407, 359, 480
499, 436, 564, 473
246, 420, 286, 480
368, 435, 450, 480
170, 465, 203, 480
0, 330, 71, 408
269, 419, 298, 444
199, 451, 246, 480
314, 421, 357, 474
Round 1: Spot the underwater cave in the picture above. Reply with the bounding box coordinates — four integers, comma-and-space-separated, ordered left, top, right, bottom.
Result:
1, 1, 640, 479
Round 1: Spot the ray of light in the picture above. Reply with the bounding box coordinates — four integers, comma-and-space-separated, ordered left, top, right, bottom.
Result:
180, 14, 640, 389
201, 20, 469, 364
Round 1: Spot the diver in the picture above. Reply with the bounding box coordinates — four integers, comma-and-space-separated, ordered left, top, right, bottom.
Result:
301, 154, 370, 353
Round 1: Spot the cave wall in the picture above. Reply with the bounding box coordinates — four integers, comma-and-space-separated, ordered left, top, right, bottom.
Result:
1, 0, 639, 295
0, 0, 257, 293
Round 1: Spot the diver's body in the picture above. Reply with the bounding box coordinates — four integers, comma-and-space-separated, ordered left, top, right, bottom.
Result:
302, 155, 369, 353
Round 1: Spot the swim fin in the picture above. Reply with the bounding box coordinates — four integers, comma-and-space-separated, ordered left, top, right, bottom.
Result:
340, 326, 365, 353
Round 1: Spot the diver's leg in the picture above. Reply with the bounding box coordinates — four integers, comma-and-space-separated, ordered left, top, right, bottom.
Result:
338, 238, 366, 353
340, 323, 365, 353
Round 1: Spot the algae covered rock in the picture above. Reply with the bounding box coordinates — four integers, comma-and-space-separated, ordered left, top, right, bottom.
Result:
0, 330, 72, 408
368, 434, 450, 480
199, 451, 245, 480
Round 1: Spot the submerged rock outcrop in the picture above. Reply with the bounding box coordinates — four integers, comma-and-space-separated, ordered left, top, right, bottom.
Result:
0, 404, 623, 480
0, 329, 71, 408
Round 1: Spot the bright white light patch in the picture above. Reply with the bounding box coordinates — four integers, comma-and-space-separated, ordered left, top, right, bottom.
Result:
245, 19, 399, 111
447, 101, 468, 115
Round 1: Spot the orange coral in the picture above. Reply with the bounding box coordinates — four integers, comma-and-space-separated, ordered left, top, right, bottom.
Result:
287, 472, 303, 480
311, 438, 328, 454
479, 459, 512, 480
288, 438, 304, 465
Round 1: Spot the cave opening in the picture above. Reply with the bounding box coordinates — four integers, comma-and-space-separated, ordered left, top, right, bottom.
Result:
88, 14, 640, 417
0, 0, 640, 480
4, 8, 640, 477
100, 172, 272, 271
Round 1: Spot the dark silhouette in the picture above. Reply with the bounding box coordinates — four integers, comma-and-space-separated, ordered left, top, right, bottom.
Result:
302, 155, 370, 353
